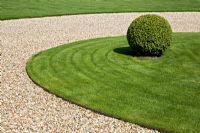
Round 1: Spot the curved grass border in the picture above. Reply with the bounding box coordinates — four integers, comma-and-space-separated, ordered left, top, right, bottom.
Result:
26, 33, 200, 133
26, 66, 164, 132
26, 37, 166, 132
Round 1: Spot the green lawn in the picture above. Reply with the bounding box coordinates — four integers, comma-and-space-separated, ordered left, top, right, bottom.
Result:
26, 33, 200, 133
1, 0, 200, 20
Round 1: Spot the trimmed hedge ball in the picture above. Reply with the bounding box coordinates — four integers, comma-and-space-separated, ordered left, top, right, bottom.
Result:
127, 14, 172, 56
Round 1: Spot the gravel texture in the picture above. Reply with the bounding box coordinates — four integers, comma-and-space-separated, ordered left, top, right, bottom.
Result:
1, 12, 200, 133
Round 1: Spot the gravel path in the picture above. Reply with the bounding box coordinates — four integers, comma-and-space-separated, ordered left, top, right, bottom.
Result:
1, 12, 200, 133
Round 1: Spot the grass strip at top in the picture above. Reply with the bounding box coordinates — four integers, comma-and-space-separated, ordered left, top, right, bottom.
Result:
1, 0, 200, 20
26, 33, 200, 133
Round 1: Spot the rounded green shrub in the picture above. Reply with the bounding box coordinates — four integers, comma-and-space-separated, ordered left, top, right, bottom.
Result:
127, 14, 172, 56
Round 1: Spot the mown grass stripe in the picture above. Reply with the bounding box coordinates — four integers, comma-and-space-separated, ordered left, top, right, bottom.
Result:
26, 33, 200, 133
1, 0, 200, 20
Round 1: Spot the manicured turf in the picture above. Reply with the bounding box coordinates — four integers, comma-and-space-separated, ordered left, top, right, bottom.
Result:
1, 0, 200, 20
26, 33, 200, 133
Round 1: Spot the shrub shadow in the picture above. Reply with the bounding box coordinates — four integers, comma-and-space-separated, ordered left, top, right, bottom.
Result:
113, 47, 161, 57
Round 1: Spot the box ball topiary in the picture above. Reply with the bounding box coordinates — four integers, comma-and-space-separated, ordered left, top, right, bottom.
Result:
127, 14, 172, 56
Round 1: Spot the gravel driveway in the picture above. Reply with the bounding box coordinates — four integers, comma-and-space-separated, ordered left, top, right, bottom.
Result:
1, 12, 200, 133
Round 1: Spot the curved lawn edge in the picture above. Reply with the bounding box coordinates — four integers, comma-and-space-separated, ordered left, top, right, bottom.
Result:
25, 37, 164, 132
26, 62, 163, 133
26, 37, 165, 132
26, 33, 200, 133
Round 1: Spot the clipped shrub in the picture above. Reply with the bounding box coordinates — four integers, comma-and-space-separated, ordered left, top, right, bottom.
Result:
127, 14, 172, 56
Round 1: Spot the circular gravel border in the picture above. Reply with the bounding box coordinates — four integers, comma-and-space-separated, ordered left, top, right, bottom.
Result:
1, 12, 200, 132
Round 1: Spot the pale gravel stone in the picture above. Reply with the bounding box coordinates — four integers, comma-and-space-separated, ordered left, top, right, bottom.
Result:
0, 12, 200, 133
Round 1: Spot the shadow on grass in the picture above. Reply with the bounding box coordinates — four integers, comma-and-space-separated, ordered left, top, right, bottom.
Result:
113, 47, 161, 57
